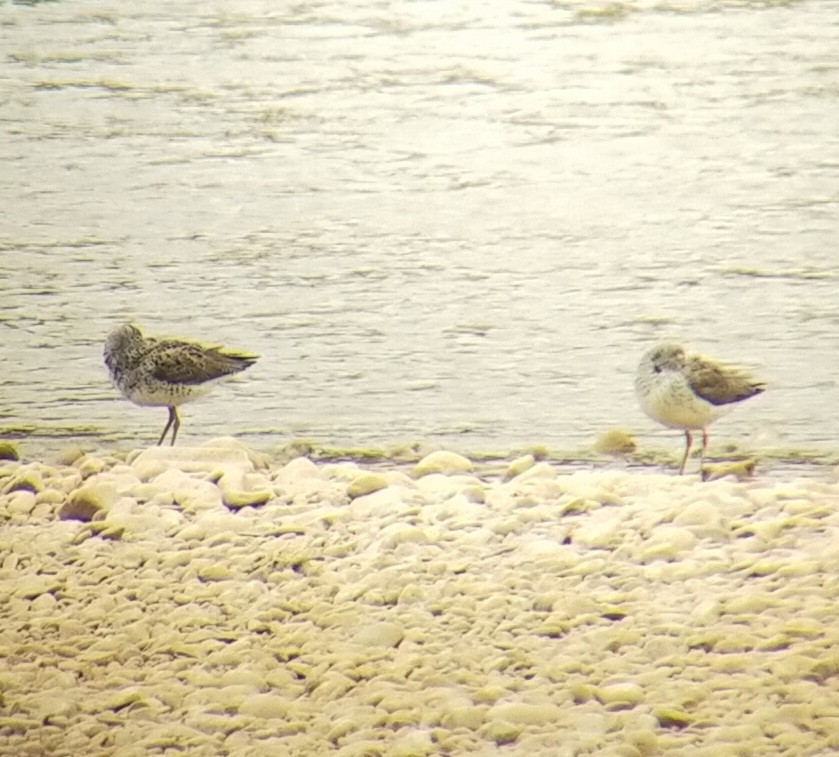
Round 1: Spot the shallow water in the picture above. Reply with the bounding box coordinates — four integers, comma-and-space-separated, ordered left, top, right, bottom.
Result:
1, 0, 838, 458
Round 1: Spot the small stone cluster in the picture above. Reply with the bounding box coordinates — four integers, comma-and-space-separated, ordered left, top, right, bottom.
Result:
2, 438, 839, 756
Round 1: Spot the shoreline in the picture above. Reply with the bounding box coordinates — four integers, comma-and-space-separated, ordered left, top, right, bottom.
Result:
2, 431, 838, 479
2, 437, 839, 755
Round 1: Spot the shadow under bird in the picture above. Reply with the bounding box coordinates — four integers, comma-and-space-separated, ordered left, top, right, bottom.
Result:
104, 324, 259, 446
635, 342, 765, 475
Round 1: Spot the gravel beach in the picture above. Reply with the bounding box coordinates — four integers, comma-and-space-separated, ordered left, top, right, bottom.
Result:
2, 438, 838, 756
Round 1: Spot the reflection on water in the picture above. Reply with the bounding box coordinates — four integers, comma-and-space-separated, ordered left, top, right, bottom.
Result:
1, 0, 837, 457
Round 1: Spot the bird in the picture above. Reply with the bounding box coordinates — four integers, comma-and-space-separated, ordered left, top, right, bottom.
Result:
104, 323, 258, 446
635, 342, 765, 474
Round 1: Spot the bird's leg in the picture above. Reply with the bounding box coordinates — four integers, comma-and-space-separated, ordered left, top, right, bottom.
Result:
170, 407, 181, 446
679, 430, 693, 475
700, 428, 709, 469
158, 406, 177, 446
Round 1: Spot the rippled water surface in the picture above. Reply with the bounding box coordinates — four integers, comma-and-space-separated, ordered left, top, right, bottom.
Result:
2, 0, 838, 458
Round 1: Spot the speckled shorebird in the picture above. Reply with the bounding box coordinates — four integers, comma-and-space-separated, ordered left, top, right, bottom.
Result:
635, 342, 765, 474
104, 324, 259, 446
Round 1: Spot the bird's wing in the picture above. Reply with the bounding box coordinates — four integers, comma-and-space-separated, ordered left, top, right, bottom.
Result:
685, 354, 766, 406
148, 341, 257, 385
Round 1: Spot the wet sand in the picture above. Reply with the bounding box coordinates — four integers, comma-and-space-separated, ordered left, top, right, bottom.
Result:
2, 438, 839, 756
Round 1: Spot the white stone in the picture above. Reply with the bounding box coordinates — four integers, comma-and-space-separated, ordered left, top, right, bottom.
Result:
351, 621, 405, 647
132, 444, 253, 476
414, 450, 473, 476
511, 461, 556, 483
489, 702, 563, 726
347, 472, 390, 499
505, 454, 536, 480
572, 510, 624, 549
274, 456, 322, 485
596, 682, 644, 707
151, 469, 224, 513
238, 693, 291, 719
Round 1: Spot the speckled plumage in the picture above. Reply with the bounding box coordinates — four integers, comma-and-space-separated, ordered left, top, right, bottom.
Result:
635, 342, 765, 474
104, 324, 258, 445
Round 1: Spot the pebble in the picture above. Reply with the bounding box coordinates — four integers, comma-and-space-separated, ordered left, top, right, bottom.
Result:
0, 441, 20, 461
6, 490, 36, 517
0, 444, 837, 755
58, 482, 118, 521
351, 621, 405, 648
572, 509, 624, 549
413, 450, 473, 476
504, 454, 536, 480
595, 682, 645, 708
346, 472, 390, 499
490, 702, 564, 726
2, 468, 43, 494
238, 693, 291, 719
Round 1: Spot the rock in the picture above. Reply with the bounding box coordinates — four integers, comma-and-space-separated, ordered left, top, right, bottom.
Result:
75, 455, 109, 478
152, 469, 223, 513
482, 720, 522, 745
59, 482, 118, 521
6, 491, 36, 517
441, 705, 487, 729
389, 729, 435, 757
489, 702, 563, 726
30, 592, 58, 611
462, 485, 485, 503
673, 500, 726, 538
654, 708, 692, 729
58, 619, 87, 638
347, 472, 389, 499
54, 445, 86, 466
640, 525, 698, 562
132, 445, 253, 478
519, 538, 574, 562
627, 728, 658, 756
15, 576, 61, 599
238, 693, 291, 719
504, 454, 535, 480
572, 510, 623, 549
346, 486, 410, 517
189, 510, 252, 538
201, 436, 270, 468
216, 467, 274, 510
222, 488, 273, 510
104, 502, 182, 537
2, 468, 43, 494
595, 682, 644, 708
701, 459, 757, 481
351, 621, 405, 647
274, 456, 322, 486
19, 691, 79, 721
0, 441, 20, 461
198, 564, 236, 582
473, 686, 508, 705
35, 489, 65, 506
414, 451, 473, 476
218, 667, 266, 689
377, 524, 430, 549
509, 461, 556, 483
415, 473, 481, 502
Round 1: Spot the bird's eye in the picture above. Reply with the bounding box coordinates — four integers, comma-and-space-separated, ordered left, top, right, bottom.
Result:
654, 365, 662, 373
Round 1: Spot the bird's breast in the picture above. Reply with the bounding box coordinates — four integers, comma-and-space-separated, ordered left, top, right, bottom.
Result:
637, 372, 729, 430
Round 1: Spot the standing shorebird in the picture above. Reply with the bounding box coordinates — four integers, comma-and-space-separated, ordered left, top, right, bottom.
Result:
104, 324, 259, 446
635, 342, 765, 475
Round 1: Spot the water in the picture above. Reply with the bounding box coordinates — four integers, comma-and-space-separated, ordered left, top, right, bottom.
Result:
1, 0, 838, 459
